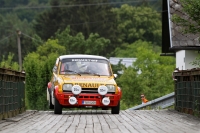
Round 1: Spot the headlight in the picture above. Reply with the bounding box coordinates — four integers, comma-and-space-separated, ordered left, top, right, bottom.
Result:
106, 85, 115, 92
63, 84, 73, 91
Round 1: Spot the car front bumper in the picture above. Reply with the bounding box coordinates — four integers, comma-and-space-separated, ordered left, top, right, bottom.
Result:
55, 93, 121, 107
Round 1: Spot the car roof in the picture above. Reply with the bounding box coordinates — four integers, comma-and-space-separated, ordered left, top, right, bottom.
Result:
59, 54, 108, 61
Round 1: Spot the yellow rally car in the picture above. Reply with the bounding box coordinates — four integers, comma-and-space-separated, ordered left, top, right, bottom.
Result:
47, 54, 122, 114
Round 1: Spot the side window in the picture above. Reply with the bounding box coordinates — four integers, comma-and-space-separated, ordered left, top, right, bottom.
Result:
52, 58, 59, 74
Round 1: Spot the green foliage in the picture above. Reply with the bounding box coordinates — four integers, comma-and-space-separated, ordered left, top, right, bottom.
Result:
56, 26, 111, 55
37, 39, 66, 57
117, 41, 175, 109
0, 52, 19, 70
0, 0, 168, 110
172, 0, 200, 34
117, 67, 143, 108
114, 40, 161, 57
0, 13, 38, 62
190, 54, 200, 67
34, 0, 117, 40
23, 39, 64, 110
23, 53, 40, 109
112, 4, 162, 46
0, 0, 50, 21
111, 59, 126, 79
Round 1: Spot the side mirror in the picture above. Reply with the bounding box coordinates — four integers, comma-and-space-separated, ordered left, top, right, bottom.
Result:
114, 74, 118, 78
53, 66, 57, 73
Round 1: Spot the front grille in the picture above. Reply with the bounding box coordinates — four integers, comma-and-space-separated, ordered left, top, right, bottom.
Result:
82, 88, 98, 93
63, 88, 98, 93
63, 88, 114, 94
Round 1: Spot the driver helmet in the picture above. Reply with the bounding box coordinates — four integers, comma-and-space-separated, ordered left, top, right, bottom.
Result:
76, 62, 87, 72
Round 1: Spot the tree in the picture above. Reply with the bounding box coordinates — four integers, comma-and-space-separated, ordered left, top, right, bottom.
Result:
172, 0, 200, 34
0, 52, 19, 70
33, 0, 61, 40
0, 13, 39, 62
34, 0, 117, 39
34, 0, 118, 56
111, 4, 162, 46
0, 0, 49, 22
116, 41, 175, 109
36, 39, 65, 57
111, 59, 126, 79
114, 40, 161, 57
108, 0, 161, 8
23, 39, 65, 110
56, 26, 111, 55
190, 55, 200, 67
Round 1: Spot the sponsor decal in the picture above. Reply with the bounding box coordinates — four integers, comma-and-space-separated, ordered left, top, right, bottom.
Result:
102, 97, 110, 105
72, 59, 98, 62
75, 83, 102, 88
70, 77, 107, 81
69, 97, 77, 105
72, 85, 82, 95
98, 85, 108, 95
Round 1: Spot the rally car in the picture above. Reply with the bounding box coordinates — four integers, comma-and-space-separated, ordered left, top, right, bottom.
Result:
47, 54, 122, 114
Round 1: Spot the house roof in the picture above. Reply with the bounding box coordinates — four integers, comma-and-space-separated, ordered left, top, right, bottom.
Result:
162, 0, 200, 55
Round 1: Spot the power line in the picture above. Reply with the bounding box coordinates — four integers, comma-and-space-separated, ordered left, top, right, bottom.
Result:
0, 0, 159, 10
21, 32, 43, 43
31, 9, 165, 28
0, 9, 165, 28
0, 10, 164, 42
0, 31, 43, 45
0, 9, 165, 32
0, 33, 15, 43
69, 10, 165, 25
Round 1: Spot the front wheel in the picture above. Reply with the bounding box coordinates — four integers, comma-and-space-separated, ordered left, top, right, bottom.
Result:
54, 95, 62, 114
111, 101, 120, 114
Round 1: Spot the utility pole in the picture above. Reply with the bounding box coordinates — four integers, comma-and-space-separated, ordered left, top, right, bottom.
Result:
17, 30, 22, 72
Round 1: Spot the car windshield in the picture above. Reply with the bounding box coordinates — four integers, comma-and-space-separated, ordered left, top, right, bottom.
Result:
60, 58, 112, 76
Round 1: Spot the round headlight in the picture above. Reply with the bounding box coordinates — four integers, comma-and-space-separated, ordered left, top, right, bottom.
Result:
63, 84, 73, 91
98, 85, 108, 95
106, 85, 115, 92
72, 85, 82, 95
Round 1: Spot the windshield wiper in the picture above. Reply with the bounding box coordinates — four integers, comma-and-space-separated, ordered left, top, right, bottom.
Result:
61, 69, 81, 76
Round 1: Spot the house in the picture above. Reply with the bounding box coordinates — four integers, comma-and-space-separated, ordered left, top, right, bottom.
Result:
161, 0, 200, 70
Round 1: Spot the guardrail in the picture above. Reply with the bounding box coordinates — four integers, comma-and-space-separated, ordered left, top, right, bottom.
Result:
128, 92, 174, 110
0, 68, 25, 120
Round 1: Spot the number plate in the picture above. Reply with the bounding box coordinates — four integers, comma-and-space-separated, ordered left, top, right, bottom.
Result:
82, 101, 96, 105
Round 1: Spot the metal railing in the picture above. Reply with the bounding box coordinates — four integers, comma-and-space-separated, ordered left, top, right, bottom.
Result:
0, 68, 25, 120
174, 68, 200, 116
128, 92, 174, 110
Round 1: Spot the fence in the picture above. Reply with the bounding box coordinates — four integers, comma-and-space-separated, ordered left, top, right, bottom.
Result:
0, 68, 25, 120
174, 68, 200, 116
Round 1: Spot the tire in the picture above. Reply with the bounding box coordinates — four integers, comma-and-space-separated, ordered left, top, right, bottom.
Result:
49, 93, 54, 109
54, 95, 62, 114
111, 101, 120, 114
